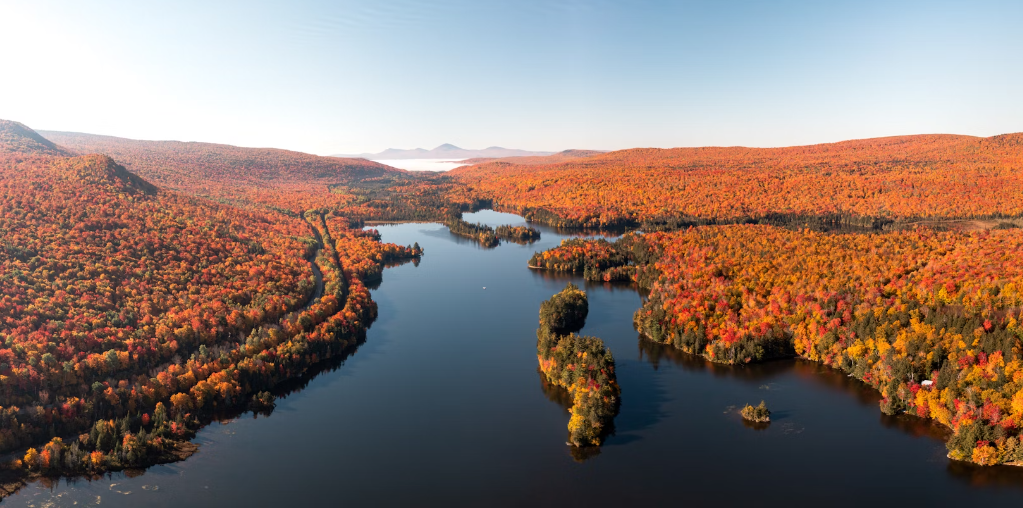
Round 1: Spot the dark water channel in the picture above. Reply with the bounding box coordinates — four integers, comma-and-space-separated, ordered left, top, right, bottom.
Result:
8, 210, 1023, 506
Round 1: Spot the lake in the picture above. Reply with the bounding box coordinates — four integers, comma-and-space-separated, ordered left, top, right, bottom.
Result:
7, 210, 1023, 507
373, 158, 467, 171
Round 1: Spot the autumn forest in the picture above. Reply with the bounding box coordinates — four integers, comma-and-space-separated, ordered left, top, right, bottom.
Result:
2, 117, 1023, 499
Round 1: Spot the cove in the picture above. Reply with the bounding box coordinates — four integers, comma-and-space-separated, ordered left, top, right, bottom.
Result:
6, 210, 1023, 507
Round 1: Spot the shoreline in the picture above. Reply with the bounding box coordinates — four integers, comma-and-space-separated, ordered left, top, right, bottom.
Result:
363, 220, 433, 225
530, 231, 1023, 469
0, 213, 405, 501
0, 440, 198, 500
946, 452, 1023, 468
636, 325, 1023, 468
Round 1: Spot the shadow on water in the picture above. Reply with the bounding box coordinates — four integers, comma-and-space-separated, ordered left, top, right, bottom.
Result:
6, 254, 418, 496
261, 330, 372, 405
22, 328, 380, 493
603, 356, 668, 447
636, 335, 793, 381
537, 368, 573, 412
10, 210, 1023, 506
536, 369, 607, 463
521, 208, 1023, 495
947, 460, 1023, 490
741, 419, 771, 431
365, 257, 419, 290
635, 335, 1023, 490
526, 268, 637, 289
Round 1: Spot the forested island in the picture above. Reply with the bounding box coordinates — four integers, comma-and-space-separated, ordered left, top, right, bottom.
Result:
495, 224, 541, 244
741, 402, 771, 423
444, 217, 499, 247
445, 217, 541, 247
536, 284, 619, 447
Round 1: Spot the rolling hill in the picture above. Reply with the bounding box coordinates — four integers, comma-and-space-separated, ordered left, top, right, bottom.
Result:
41, 130, 406, 212
450, 134, 1023, 228
0, 120, 423, 482
0, 120, 319, 449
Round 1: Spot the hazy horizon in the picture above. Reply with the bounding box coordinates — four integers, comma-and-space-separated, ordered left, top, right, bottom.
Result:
3, 0, 1022, 156
23, 124, 1023, 161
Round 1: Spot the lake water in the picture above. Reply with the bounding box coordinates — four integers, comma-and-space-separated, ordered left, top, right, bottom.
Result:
7, 210, 1023, 507
373, 158, 467, 171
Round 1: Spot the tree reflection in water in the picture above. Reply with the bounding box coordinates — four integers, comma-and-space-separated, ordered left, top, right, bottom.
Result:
536, 368, 612, 463
636, 335, 1023, 490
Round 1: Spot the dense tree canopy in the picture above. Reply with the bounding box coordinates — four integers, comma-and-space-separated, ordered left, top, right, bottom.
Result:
39, 130, 482, 222
453, 134, 1023, 228
532, 225, 1023, 465
0, 122, 421, 480
539, 283, 589, 335
4, 116, 1023, 485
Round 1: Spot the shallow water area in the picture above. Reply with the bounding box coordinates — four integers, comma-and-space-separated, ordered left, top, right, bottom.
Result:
7, 210, 1023, 507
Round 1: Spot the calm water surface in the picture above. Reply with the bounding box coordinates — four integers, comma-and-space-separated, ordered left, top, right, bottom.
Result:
8, 211, 1023, 507
372, 158, 467, 171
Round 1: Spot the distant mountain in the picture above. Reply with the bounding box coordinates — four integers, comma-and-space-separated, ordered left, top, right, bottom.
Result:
456, 149, 606, 166
334, 144, 555, 160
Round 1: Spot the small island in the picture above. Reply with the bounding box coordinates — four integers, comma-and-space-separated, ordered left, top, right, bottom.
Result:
495, 224, 541, 244
445, 217, 541, 247
445, 216, 499, 247
740, 401, 772, 423
536, 283, 620, 448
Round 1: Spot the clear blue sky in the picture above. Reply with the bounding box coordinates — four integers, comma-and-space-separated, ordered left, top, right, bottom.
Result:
2, 0, 1020, 155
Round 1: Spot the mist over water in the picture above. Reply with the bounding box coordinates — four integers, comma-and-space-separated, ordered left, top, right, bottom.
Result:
372, 158, 467, 171
7, 210, 1023, 507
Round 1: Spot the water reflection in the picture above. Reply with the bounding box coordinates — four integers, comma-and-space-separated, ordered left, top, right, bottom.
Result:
603, 356, 667, 447
264, 329, 370, 402
536, 369, 606, 463
8, 210, 1023, 506
526, 268, 636, 290
536, 368, 573, 410
741, 419, 771, 432
787, 360, 883, 407
500, 236, 541, 246
635, 335, 1023, 489
636, 335, 792, 380
947, 460, 1023, 490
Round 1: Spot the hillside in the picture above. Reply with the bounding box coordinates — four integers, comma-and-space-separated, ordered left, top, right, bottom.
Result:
0, 121, 421, 477
0, 120, 71, 157
41, 131, 405, 212
0, 120, 315, 443
334, 143, 554, 160
450, 134, 1023, 228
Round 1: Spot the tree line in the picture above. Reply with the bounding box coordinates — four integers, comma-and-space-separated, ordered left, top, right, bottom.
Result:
531, 225, 1023, 466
